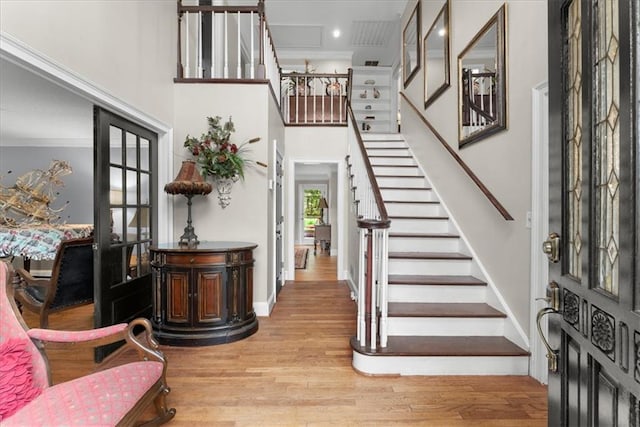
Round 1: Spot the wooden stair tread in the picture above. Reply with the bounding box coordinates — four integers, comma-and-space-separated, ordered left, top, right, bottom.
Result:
380, 187, 432, 191
388, 302, 505, 318
385, 200, 439, 204
388, 251, 471, 260
368, 155, 413, 158
389, 232, 458, 238
375, 174, 425, 178
351, 336, 529, 357
388, 215, 448, 220
387, 274, 486, 286
372, 164, 419, 168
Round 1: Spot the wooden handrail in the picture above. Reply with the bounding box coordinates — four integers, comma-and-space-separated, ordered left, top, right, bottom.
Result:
178, 4, 260, 14
346, 106, 389, 224
400, 92, 513, 221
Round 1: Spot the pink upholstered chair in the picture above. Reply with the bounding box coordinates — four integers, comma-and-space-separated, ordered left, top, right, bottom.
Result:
0, 260, 176, 426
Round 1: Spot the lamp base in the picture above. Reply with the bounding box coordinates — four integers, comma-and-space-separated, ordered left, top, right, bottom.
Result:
178, 194, 199, 247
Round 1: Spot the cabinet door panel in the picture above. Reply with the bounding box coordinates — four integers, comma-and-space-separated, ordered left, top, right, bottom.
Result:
166, 270, 190, 323
195, 269, 224, 324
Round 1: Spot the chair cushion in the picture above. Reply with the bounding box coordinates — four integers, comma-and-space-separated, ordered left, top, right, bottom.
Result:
0, 338, 42, 420
2, 361, 163, 427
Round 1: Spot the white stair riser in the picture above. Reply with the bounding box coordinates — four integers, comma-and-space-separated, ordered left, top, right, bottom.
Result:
373, 166, 422, 176
388, 236, 460, 252
385, 203, 443, 217
362, 134, 404, 141
369, 157, 415, 166
381, 189, 435, 201
376, 176, 427, 188
366, 148, 410, 157
388, 284, 487, 303
352, 352, 529, 376
364, 142, 407, 149
388, 258, 472, 275
389, 218, 451, 233
387, 317, 504, 336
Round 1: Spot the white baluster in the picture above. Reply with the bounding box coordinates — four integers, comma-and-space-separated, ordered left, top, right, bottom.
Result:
197, 12, 203, 78
237, 11, 242, 78
210, 11, 215, 78
250, 11, 255, 79
223, 11, 229, 78
184, 12, 190, 78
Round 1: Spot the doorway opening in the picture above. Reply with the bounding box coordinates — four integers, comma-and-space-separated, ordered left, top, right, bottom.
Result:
292, 162, 338, 282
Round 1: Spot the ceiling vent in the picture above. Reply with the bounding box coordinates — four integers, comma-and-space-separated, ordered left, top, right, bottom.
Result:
351, 20, 396, 47
364, 60, 379, 66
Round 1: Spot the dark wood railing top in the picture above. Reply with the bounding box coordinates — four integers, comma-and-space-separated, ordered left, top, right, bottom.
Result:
347, 106, 390, 225
178, 2, 261, 14
400, 92, 513, 221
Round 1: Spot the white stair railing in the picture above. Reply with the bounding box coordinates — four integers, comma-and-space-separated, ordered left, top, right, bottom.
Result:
177, 0, 280, 104
346, 107, 390, 350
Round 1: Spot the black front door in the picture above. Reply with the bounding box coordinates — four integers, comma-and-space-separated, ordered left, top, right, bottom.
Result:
94, 107, 158, 360
547, 0, 639, 425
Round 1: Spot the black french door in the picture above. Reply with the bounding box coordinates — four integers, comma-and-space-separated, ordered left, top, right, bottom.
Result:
546, 0, 639, 424
94, 107, 158, 360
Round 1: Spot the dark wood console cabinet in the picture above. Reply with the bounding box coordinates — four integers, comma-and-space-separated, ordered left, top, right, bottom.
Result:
150, 241, 258, 346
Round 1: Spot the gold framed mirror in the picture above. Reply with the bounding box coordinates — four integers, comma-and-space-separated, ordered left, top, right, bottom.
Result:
457, 4, 507, 147
423, 0, 450, 109
403, 0, 421, 88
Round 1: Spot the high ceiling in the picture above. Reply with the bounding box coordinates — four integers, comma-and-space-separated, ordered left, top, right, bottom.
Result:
263, 0, 408, 66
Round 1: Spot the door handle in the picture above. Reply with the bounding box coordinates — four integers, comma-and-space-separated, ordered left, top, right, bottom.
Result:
535, 281, 560, 373
542, 232, 560, 263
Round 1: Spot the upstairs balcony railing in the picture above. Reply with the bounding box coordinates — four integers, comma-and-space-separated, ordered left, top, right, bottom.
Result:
176, 1, 351, 125
280, 72, 350, 126
176, 0, 280, 100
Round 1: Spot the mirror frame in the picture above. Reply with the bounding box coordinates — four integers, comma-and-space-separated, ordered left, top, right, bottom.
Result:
457, 4, 507, 148
423, 0, 450, 109
402, 0, 421, 88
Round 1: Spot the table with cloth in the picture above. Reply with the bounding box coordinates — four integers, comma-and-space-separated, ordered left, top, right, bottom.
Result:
0, 224, 93, 262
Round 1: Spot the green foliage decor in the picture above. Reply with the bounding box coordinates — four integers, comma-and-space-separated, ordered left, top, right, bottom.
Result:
183, 116, 258, 180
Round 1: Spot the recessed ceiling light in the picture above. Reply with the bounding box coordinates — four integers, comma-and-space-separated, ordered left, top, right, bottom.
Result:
438, 28, 446, 37
332, 29, 341, 38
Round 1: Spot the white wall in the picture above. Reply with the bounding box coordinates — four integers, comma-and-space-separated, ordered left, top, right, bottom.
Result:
173, 83, 272, 311
0, 0, 176, 125
400, 0, 548, 337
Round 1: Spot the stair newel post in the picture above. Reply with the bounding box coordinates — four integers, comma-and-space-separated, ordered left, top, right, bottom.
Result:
357, 227, 367, 347
379, 228, 389, 348
370, 226, 378, 350
364, 226, 374, 349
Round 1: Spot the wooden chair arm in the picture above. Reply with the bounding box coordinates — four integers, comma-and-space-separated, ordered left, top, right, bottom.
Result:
27, 323, 128, 347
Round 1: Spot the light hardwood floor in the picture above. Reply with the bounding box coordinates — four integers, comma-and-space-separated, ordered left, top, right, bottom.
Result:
19, 251, 548, 426
294, 244, 337, 281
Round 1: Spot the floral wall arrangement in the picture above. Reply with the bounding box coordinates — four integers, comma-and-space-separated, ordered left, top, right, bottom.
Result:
183, 116, 261, 208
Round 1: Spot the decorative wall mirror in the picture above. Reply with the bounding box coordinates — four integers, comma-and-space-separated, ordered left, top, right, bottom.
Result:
457, 4, 507, 147
423, 0, 450, 109
403, 0, 421, 88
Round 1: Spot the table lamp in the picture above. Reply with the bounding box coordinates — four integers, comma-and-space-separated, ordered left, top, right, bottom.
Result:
318, 197, 329, 225
164, 160, 212, 246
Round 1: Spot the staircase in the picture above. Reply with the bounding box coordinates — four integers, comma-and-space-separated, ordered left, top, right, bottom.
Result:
351, 133, 529, 375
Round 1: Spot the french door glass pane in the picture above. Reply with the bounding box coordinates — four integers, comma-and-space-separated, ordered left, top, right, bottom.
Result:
594, 0, 620, 295
566, 0, 583, 280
